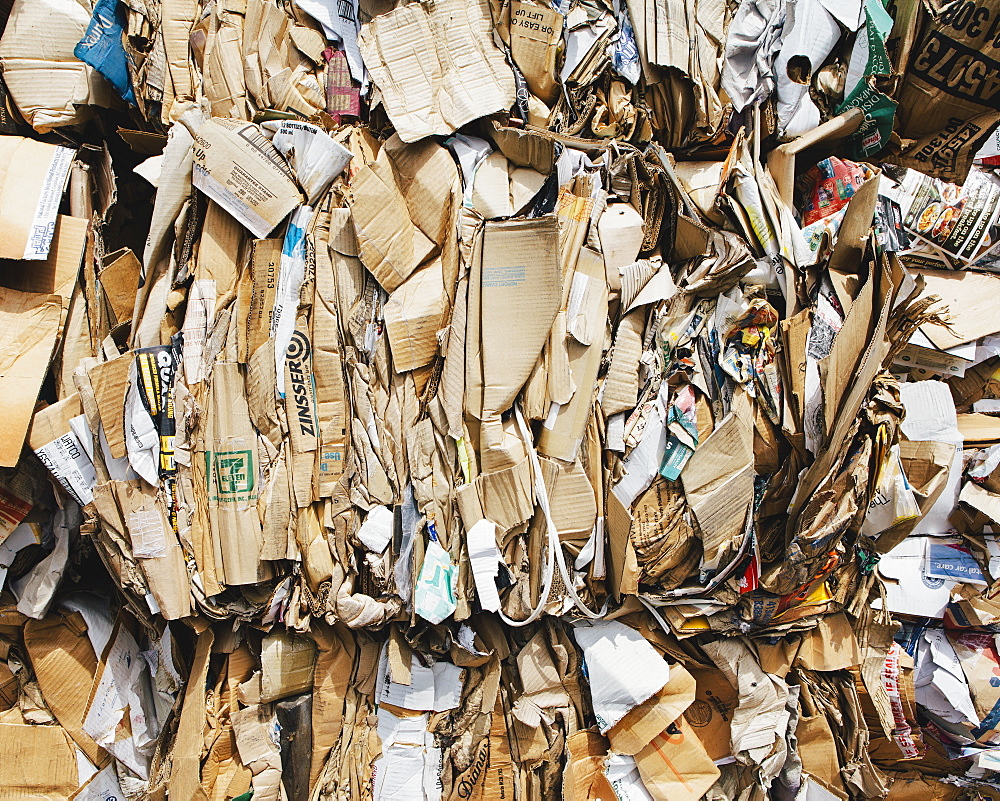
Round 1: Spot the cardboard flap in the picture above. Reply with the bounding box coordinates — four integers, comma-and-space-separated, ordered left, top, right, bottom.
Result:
27, 393, 84, 452
383, 257, 448, 373
349, 152, 436, 292
828, 171, 881, 274
477, 216, 561, 419
87, 354, 133, 460
23, 611, 110, 768
0, 288, 63, 467
766, 108, 864, 209
0, 215, 87, 298
491, 121, 558, 174
0, 137, 74, 261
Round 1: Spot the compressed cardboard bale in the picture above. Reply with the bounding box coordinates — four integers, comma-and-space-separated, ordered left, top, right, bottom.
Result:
7, 0, 1000, 798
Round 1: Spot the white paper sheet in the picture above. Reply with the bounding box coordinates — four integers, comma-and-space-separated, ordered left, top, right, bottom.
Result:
573, 619, 671, 733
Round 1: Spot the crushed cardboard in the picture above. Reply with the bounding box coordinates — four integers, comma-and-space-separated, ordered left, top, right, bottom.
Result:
1, 0, 1000, 799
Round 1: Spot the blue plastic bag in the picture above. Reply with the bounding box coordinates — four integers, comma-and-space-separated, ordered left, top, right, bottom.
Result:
74, 0, 136, 106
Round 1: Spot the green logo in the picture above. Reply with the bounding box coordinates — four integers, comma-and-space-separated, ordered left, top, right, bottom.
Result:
210, 450, 254, 497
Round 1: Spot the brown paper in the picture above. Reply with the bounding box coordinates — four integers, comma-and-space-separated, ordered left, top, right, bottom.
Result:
685, 667, 738, 762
